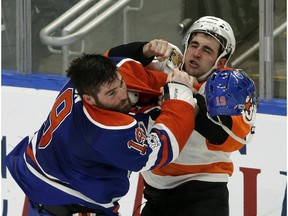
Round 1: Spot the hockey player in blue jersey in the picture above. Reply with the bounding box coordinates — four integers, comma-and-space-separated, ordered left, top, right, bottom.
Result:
6, 54, 197, 215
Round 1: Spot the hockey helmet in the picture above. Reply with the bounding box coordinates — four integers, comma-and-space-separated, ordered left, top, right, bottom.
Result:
183, 16, 236, 61
182, 16, 236, 80
204, 68, 257, 144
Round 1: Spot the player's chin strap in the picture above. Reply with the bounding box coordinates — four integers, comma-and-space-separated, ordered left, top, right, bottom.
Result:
206, 113, 255, 145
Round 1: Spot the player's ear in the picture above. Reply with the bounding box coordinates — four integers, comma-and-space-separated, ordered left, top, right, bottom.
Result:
83, 94, 96, 105
217, 58, 227, 68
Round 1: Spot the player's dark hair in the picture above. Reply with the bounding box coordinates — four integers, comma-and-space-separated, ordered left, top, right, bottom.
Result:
66, 53, 118, 97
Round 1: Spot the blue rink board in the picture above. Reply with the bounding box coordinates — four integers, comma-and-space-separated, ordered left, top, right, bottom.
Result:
1, 70, 287, 116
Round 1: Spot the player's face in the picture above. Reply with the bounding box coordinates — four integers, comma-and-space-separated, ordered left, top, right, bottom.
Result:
184, 33, 221, 78
95, 72, 132, 113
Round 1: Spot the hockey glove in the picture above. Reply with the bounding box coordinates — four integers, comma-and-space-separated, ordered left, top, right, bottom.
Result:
163, 82, 196, 108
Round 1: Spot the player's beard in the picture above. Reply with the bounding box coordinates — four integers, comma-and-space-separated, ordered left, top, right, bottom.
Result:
95, 96, 132, 114
116, 97, 132, 114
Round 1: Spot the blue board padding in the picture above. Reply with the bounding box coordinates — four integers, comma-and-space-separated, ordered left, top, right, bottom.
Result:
1, 70, 287, 116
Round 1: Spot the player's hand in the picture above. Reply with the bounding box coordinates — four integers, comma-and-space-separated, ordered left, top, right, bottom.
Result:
163, 68, 197, 107
166, 68, 198, 94
142, 39, 173, 62
167, 68, 195, 90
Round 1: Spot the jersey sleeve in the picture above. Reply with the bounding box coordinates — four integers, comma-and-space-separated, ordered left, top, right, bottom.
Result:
104, 42, 154, 66
194, 93, 247, 152
82, 90, 195, 173
206, 115, 249, 152
194, 93, 231, 144
117, 58, 167, 95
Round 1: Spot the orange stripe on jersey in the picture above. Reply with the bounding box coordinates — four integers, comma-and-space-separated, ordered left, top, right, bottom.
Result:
156, 100, 195, 152
103, 50, 109, 57
193, 81, 206, 91
153, 133, 169, 170
152, 161, 234, 176
22, 196, 29, 216
83, 101, 135, 127
207, 115, 249, 152
230, 115, 250, 137
112, 203, 120, 213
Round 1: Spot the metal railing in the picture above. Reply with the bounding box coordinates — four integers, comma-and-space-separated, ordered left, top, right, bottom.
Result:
39, 0, 137, 73
231, 21, 287, 67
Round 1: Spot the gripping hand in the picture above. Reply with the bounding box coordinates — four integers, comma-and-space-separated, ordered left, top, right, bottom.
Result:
163, 68, 196, 107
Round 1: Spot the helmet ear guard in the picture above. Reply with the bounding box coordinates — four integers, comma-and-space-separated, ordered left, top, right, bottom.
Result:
204, 68, 258, 144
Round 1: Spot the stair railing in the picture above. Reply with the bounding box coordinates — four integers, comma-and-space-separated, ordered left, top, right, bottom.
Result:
40, 0, 135, 73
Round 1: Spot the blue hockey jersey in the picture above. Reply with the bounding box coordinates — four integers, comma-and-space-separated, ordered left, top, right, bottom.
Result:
6, 57, 195, 215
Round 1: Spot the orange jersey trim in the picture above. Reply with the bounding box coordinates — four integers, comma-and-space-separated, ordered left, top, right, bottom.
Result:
83, 101, 135, 127
153, 133, 169, 170
156, 100, 195, 152
152, 161, 234, 176
206, 115, 249, 152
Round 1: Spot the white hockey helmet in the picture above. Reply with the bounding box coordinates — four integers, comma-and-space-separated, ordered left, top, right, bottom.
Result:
183, 16, 236, 80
